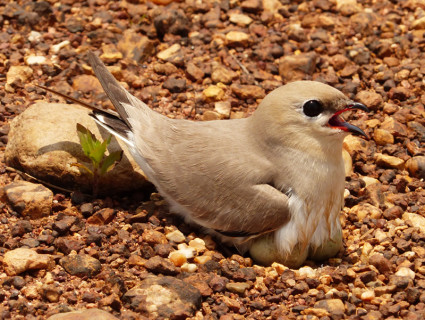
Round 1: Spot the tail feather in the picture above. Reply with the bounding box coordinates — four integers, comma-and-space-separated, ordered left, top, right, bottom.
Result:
87, 52, 135, 128
89, 112, 134, 147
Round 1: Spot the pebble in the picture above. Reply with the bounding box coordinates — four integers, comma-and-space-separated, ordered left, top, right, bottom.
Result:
402, 212, 425, 234
241, 0, 262, 13
225, 31, 250, 47
154, 62, 178, 75
279, 53, 317, 82
194, 255, 212, 264
3, 248, 53, 276
336, 0, 361, 16
142, 229, 168, 245
366, 119, 381, 128
297, 266, 316, 278
55, 237, 85, 255
25, 55, 47, 65
53, 215, 78, 234
22, 284, 39, 299
361, 242, 373, 259
288, 24, 307, 42
153, 10, 190, 38
374, 285, 397, 296
408, 121, 425, 141
169, 251, 187, 267
313, 299, 345, 316
231, 84, 265, 99
395, 267, 415, 280
355, 90, 383, 110
375, 153, 405, 170
11, 220, 32, 237
229, 13, 253, 26
189, 238, 206, 253
100, 44, 123, 63
384, 206, 404, 220
165, 229, 186, 243
202, 110, 221, 121
380, 116, 408, 137
303, 308, 330, 317
361, 290, 375, 301
225, 282, 251, 294
369, 254, 392, 274
203, 85, 225, 101
177, 243, 196, 259
383, 57, 399, 67
72, 74, 104, 93
80, 203, 94, 216
350, 203, 382, 220
41, 285, 61, 302
185, 63, 204, 82
343, 135, 369, 155
374, 229, 388, 242
411, 16, 425, 29
117, 29, 156, 63
6, 66, 34, 92
374, 128, 394, 145
388, 87, 411, 101
28, 31, 42, 42
405, 156, 425, 179
66, 17, 84, 33
144, 256, 179, 275
86, 208, 116, 225
263, 0, 282, 12
46, 308, 119, 320
50, 40, 70, 54
59, 254, 102, 278
181, 263, 198, 273
3, 181, 53, 219
157, 43, 181, 61
214, 101, 231, 117
122, 276, 201, 318
211, 65, 238, 84
163, 78, 186, 93
151, 0, 174, 5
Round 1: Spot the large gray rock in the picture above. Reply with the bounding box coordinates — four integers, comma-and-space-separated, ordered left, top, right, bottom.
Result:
5, 103, 149, 195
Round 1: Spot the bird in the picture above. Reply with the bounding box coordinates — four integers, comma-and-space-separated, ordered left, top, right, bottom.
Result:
38, 51, 368, 267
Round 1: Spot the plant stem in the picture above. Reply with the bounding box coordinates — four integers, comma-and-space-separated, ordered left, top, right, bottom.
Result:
92, 162, 99, 198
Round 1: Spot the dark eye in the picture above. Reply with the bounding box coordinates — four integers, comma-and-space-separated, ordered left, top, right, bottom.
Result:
303, 100, 323, 117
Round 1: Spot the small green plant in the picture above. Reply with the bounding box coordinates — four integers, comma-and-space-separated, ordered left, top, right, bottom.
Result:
73, 123, 123, 197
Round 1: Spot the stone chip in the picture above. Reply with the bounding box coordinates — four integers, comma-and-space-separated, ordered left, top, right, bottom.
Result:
3, 248, 53, 276
4, 181, 53, 219
122, 276, 201, 318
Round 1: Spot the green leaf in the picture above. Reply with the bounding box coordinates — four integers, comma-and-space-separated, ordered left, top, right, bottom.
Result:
88, 135, 113, 165
76, 124, 99, 157
71, 162, 94, 176
89, 141, 106, 164
100, 150, 123, 175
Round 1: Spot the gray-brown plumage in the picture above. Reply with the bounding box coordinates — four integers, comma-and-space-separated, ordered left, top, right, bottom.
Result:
41, 51, 369, 266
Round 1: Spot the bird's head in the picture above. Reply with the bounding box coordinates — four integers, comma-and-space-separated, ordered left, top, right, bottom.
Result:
252, 81, 369, 147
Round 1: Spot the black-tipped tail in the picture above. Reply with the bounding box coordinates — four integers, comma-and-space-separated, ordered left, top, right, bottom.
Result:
89, 111, 134, 147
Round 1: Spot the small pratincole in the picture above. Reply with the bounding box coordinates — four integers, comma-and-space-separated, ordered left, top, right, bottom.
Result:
39, 51, 368, 267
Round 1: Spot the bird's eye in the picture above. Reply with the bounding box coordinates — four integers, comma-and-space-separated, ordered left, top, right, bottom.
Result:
303, 100, 323, 117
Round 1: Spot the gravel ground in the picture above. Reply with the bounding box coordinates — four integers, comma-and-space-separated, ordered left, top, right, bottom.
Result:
1, 0, 425, 319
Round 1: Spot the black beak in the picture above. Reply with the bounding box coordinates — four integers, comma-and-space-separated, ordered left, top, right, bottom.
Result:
328, 102, 369, 139
348, 102, 369, 113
